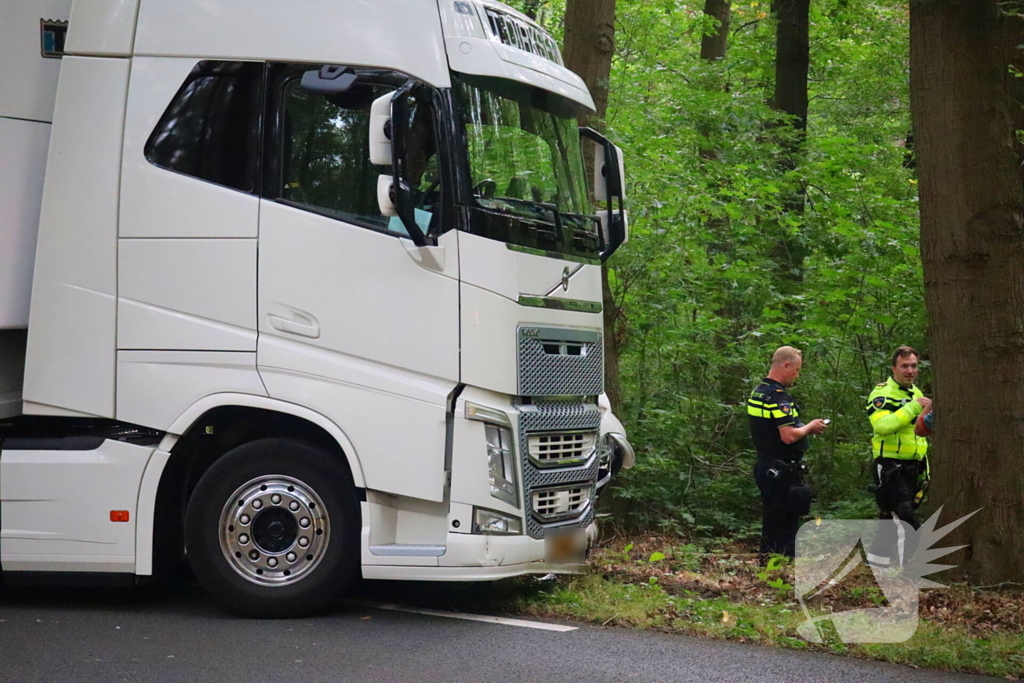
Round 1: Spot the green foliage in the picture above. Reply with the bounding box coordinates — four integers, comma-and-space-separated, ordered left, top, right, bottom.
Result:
527, 575, 1024, 678
505, 0, 925, 535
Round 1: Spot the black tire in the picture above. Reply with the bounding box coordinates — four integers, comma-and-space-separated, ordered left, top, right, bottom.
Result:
184, 438, 359, 618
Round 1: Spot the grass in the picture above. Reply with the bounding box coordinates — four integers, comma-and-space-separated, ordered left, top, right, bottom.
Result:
516, 537, 1024, 680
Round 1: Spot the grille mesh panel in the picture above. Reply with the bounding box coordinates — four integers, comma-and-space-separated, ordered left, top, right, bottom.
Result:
532, 486, 592, 521
528, 432, 598, 466
517, 327, 603, 397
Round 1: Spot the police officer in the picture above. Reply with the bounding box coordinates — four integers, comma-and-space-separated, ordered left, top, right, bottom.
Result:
864, 346, 932, 570
748, 346, 828, 562
866, 346, 930, 531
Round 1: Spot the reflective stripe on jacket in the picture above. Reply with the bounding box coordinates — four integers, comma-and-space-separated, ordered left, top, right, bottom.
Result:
865, 377, 928, 460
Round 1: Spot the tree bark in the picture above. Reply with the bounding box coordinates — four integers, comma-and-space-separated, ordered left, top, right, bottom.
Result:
563, 0, 623, 414
700, 0, 731, 62
771, 0, 810, 132
768, 0, 811, 299
911, 0, 1024, 583
563, 0, 616, 128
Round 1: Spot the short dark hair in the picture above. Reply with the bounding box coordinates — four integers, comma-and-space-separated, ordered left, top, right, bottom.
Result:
891, 346, 919, 366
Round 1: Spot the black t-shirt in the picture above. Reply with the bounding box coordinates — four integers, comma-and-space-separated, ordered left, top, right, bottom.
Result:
747, 377, 808, 461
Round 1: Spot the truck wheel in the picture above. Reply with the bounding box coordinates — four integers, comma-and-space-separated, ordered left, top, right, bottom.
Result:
184, 438, 359, 618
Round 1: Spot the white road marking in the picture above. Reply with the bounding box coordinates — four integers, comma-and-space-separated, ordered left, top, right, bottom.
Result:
349, 601, 578, 632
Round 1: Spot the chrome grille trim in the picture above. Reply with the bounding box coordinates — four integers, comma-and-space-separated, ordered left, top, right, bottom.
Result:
531, 485, 593, 523
527, 430, 598, 467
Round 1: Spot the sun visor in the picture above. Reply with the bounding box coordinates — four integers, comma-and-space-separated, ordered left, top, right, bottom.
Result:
438, 0, 596, 112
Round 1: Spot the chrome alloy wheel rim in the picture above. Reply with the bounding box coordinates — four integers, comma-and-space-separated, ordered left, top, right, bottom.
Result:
219, 475, 330, 587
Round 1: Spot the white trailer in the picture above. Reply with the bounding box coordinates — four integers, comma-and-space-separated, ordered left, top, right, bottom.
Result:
0, 0, 632, 617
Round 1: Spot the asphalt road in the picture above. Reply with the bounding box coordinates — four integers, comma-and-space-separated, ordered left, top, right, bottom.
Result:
0, 580, 999, 683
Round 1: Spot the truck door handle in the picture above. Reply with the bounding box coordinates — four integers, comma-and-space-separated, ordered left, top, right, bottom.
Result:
268, 313, 320, 339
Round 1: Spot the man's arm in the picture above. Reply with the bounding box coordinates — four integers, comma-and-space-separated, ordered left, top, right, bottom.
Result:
779, 421, 827, 444
915, 407, 933, 437
869, 397, 928, 437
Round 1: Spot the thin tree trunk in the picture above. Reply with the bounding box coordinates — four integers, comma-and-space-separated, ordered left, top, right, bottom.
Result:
698, 0, 746, 402
563, 0, 623, 414
768, 0, 811, 299
911, 0, 1024, 583
771, 0, 810, 132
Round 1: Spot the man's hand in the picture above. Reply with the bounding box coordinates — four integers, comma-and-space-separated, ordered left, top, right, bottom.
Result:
806, 419, 828, 435
779, 419, 828, 444
916, 397, 932, 410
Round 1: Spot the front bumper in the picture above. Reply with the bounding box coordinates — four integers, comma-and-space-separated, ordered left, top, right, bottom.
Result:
361, 523, 596, 581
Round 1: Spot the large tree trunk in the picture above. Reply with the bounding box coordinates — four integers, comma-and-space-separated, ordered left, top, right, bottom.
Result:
768, 0, 811, 299
911, 0, 1024, 583
563, 0, 623, 414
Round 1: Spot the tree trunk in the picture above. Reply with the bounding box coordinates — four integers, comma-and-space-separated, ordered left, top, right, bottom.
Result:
771, 0, 810, 132
563, 0, 623, 414
698, 0, 747, 402
700, 0, 731, 62
768, 0, 811, 299
911, 0, 1024, 583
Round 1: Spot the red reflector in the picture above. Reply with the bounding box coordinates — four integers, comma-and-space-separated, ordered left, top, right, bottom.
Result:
110, 510, 130, 522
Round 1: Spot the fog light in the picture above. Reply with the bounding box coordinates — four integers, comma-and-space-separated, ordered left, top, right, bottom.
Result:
473, 507, 523, 535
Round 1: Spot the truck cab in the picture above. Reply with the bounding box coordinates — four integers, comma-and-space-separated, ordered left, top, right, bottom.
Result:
0, 0, 632, 617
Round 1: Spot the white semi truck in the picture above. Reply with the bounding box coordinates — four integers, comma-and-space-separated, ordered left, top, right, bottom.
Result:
0, 0, 632, 617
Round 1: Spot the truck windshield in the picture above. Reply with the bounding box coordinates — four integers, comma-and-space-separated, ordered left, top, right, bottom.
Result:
457, 75, 595, 235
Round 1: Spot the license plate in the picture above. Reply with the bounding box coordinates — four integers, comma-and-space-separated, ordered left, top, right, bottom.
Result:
546, 529, 586, 564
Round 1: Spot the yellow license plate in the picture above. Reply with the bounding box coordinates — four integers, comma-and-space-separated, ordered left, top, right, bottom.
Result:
546, 529, 585, 564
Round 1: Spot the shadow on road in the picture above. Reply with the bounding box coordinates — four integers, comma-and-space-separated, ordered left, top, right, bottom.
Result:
0, 571, 555, 621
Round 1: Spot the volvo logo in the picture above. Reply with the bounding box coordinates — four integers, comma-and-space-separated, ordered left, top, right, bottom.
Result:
561, 267, 571, 292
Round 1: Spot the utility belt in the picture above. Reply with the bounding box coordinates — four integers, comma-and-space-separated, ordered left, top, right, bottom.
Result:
871, 457, 930, 508
760, 458, 806, 481
759, 459, 812, 515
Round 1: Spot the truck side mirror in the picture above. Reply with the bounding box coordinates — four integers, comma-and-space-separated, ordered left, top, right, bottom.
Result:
377, 175, 399, 217
580, 127, 627, 260
369, 92, 393, 166
386, 82, 429, 247
591, 141, 626, 204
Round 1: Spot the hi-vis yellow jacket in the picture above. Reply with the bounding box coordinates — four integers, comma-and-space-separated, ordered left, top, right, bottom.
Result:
865, 377, 928, 461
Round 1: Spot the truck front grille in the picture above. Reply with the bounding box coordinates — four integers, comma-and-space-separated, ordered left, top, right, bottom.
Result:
517, 326, 603, 397
532, 485, 592, 522
518, 401, 602, 539
528, 431, 597, 467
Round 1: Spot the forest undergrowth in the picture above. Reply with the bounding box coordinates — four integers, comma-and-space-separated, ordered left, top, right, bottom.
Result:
521, 536, 1024, 679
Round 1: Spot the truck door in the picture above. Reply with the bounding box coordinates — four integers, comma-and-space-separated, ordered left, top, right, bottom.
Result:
256, 65, 459, 503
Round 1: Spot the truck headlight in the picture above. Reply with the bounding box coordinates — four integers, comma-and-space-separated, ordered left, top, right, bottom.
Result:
473, 507, 523, 535
485, 424, 519, 507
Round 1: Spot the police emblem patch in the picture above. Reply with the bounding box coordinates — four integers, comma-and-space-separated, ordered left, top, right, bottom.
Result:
873, 396, 885, 408
781, 404, 791, 414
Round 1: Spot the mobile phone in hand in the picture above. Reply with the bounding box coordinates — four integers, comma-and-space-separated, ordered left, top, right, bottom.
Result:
822, 419, 832, 426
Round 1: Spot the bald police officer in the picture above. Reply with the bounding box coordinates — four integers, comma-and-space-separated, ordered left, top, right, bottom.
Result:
748, 346, 828, 562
